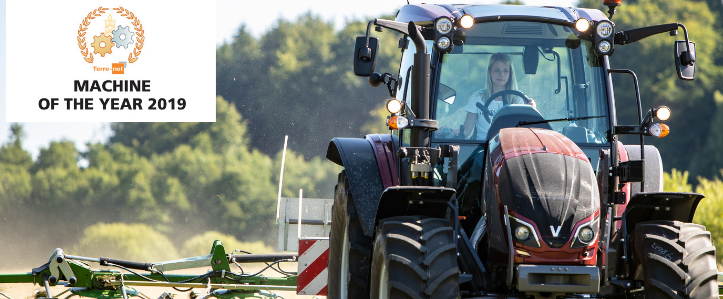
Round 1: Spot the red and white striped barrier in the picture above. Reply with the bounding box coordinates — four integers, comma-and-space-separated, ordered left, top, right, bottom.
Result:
297, 237, 329, 296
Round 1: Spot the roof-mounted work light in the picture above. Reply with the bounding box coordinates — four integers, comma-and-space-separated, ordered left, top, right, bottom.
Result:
593, 20, 615, 56
434, 17, 454, 53
460, 15, 474, 29
575, 18, 590, 33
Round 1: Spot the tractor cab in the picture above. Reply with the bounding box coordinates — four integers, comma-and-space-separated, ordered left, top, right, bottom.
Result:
427, 19, 610, 167
381, 6, 616, 187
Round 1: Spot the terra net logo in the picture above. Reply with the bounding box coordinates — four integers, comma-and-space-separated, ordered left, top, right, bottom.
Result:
77, 6, 145, 74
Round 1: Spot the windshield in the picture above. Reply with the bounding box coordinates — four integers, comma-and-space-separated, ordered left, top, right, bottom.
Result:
433, 21, 609, 145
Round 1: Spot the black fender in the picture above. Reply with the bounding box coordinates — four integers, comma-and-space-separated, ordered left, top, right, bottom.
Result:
326, 135, 397, 236
622, 192, 704, 235
619, 192, 704, 277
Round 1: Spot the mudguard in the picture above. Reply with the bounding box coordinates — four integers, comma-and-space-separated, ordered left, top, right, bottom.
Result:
622, 192, 705, 235
326, 134, 398, 236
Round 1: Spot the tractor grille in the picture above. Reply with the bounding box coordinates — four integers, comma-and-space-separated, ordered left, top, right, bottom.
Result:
545, 237, 569, 248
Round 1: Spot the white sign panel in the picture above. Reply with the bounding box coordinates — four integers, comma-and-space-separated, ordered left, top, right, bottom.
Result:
6, 1, 216, 122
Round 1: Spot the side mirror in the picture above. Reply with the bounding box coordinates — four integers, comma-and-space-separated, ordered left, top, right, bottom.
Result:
354, 36, 379, 77
522, 46, 539, 75
437, 83, 456, 104
674, 40, 695, 81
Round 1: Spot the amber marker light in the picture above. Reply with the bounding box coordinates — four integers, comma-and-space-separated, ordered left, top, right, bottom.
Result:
649, 123, 670, 138
386, 99, 403, 114
460, 15, 474, 29
576, 18, 591, 32
387, 115, 409, 130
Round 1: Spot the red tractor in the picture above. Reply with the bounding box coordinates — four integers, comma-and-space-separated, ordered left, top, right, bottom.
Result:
325, 1, 718, 298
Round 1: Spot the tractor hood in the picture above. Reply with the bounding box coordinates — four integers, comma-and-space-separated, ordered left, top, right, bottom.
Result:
492, 128, 599, 248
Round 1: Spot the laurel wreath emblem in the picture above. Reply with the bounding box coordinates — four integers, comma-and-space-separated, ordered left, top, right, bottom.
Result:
77, 6, 145, 63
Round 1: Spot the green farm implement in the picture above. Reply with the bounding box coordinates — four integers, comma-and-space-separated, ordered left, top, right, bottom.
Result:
0, 241, 299, 299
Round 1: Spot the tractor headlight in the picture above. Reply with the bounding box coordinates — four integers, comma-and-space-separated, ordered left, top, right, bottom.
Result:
515, 226, 530, 241
648, 123, 670, 138
598, 41, 612, 53
460, 15, 474, 29
655, 106, 671, 121
596, 21, 613, 38
579, 227, 595, 243
575, 18, 590, 32
508, 215, 541, 248
436, 36, 451, 50
571, 217, 599, 248
436, 17, 453, 34
386, 99, 402, 114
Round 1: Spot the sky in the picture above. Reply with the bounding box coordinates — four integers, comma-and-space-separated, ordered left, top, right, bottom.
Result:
2, 0, 577, 159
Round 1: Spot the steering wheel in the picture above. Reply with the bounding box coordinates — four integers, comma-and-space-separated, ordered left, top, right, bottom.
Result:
475, 90, 533, 123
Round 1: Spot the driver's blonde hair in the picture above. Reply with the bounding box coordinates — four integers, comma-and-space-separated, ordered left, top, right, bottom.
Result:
484, 53, 521, 103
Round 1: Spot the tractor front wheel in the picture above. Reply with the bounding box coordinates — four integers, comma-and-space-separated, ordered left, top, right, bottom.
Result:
327, 171, 372, 299
632, 220, 718, 299
370, 216, 459, 299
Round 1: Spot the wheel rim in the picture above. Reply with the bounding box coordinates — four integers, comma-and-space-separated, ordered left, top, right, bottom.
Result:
378, 262, 388, 299
340, 226, 350, 299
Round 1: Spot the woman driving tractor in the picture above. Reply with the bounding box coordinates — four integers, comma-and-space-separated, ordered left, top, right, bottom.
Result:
463, 53, 536, 140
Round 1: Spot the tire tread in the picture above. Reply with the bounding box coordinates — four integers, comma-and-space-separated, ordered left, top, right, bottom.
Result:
371, 216, 459, 299
632, 220, 718, 299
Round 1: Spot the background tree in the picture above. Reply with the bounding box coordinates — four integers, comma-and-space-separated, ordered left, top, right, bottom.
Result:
0, 124, 32, 212
579, 0, 723, 180
216, 13, 402, 159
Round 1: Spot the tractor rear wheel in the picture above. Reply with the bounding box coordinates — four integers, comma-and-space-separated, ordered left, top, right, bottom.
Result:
370, 216, 459, 299
327, 171, 372, 299
632, 220, 718, 299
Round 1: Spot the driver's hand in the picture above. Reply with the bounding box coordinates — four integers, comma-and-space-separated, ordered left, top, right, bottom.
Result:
527, 98, 537, 110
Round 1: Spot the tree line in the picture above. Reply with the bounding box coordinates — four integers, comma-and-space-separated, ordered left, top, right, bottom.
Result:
0, 98, 340, 268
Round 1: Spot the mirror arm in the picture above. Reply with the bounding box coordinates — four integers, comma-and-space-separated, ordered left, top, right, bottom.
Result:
374, 19, 413, 36
614, 23, 678, 45
364, 20, 374, 47
677, 24, 695, 64
366, 19, 427, 55
614, 23, 694, 64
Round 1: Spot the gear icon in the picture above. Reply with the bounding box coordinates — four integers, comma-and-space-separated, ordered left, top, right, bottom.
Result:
91, 33, 114, 57
111, 25, 135, 49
